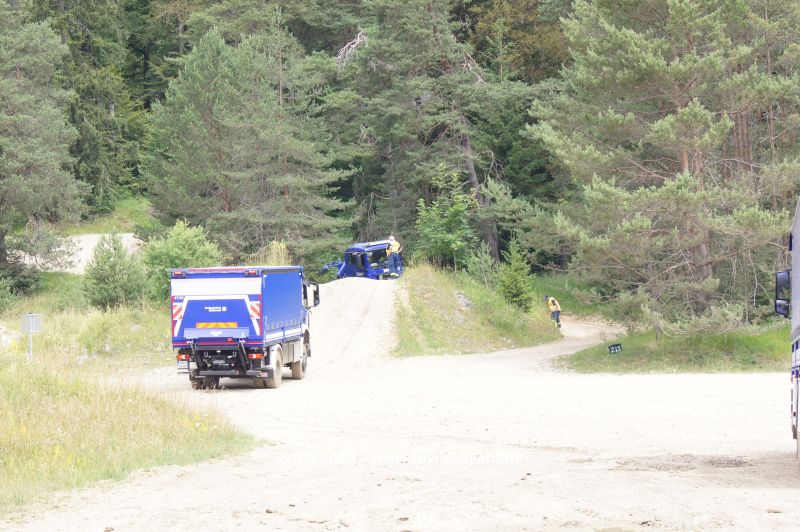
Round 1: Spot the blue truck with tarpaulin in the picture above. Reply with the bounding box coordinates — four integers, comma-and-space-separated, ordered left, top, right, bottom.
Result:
170, 266, 320, 390
328, 239, 403, 279
775, 195, 800, 457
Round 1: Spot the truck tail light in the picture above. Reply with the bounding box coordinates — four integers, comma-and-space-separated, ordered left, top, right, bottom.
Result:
176, 353, 191, 361
172, 270, 187, 278
244, 269, 259, 277
247, 352, 264, 360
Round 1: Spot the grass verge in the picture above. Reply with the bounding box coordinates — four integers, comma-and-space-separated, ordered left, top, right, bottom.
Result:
0, 272, 253, 513
1, 273, 170, 370
61, 197, 156, 235
0, 357, 252, 511
394, 264, 561, 356
561, 324, 789, 373
529, 274, 602, 317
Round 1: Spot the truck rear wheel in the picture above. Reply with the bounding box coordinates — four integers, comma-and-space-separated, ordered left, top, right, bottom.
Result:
190, 377, 203, 390
291, 340, 309, 380
265, 347, 283, 389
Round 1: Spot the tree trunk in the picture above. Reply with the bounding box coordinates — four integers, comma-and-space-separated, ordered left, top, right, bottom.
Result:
459, 124, 499, 260
0, 230, 8, 267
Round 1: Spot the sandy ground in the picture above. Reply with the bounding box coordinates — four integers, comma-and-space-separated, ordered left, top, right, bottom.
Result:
63, 233, 140, 274
4, 278, 800, 531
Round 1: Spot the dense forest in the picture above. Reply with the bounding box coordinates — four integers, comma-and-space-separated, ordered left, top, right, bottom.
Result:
2, 0, 799, 327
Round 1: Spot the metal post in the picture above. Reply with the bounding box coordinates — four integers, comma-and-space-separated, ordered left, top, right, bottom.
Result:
28, 313, 33, 363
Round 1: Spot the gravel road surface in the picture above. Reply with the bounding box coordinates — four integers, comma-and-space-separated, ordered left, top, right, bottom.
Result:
3, 278, 799, 531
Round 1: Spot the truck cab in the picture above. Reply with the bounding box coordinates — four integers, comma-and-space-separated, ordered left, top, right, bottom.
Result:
335, 240, 403, 280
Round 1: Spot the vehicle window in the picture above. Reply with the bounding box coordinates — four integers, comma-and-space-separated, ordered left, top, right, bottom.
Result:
347, 252, 364, 268
367, 248, 387, 266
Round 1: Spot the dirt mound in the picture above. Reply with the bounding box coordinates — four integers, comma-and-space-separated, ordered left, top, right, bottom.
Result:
65, 233, 140, 274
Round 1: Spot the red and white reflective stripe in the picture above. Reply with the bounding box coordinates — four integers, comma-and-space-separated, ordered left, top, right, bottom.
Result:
249, 297, 262, 336
172, 299, 187, 320
172, 298, 187, 337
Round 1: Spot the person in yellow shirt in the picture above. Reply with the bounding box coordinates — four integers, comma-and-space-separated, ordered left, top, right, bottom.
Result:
545, 295, 561, 328
387, 235, 402, 277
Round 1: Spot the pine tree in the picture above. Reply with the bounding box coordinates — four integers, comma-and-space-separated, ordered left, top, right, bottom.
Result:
526, 0, 800, 317
84, 234, 146, 308
30, 0, 144, 212
145, 30, 350, 262
467, 0, 569, 83
498, 238, 533, 310
0, 2, 84, 269
336, 0, 501, 254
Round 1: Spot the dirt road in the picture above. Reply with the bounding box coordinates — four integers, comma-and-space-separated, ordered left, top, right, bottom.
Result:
5, 278, 800, 531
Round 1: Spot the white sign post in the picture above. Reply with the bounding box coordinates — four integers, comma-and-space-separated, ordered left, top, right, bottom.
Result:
21, 313, 43, 363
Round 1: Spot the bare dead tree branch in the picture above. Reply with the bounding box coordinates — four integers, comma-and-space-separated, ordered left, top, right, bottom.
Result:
336, 29, 367, 67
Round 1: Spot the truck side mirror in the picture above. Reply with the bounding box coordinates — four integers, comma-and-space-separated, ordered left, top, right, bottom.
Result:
776, 270, 790, 318
313, 283, 320, 306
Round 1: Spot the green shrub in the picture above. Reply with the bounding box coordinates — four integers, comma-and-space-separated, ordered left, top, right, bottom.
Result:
414, 167, 478, 269
0, 263, 39, 295
498, 239, 533, 311
84, 234, 146, 309
465, 241, 497, 287
143, 221, 223, 300
0, 278, 15, 311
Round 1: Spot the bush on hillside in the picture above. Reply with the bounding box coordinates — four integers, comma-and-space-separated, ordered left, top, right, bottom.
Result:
84, 234, 146, 309
247, 240, 292, 266
0, 263, 38, 295
0, 279, 15, 312
143, 221, 223, 300
414, 167, 478, 269
465, 241, 497, 287
498, 239, 533, 311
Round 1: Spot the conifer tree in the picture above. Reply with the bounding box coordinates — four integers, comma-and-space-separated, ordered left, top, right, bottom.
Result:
30, 0, 143, 212
145, 30, 350, 261
0, 1, 84, 269
527, 0, 799, 317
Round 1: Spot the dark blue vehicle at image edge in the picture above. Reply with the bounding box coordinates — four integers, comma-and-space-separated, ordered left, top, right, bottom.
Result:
776, 196, 800, 456
170, 266, 320, 390
322, 239, 403, 280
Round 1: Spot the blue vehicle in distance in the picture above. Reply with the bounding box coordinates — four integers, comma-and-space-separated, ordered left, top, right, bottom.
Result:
324, 240, 403, 280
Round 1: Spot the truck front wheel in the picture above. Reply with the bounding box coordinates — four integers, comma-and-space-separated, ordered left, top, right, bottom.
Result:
291, 339, 309, 380
265, 347, 283, 389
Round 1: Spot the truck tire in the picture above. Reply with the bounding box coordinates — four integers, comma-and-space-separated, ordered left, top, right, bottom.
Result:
265, 347, 283, 389
291, 339, 309, 380
190, 377, 203, 390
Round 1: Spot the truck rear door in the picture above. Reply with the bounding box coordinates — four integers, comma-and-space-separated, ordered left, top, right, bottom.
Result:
171, 275, 263, 345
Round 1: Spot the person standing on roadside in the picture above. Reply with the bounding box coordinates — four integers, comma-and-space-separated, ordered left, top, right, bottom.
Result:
545, 295, 561, 329
387, 235, 402, 277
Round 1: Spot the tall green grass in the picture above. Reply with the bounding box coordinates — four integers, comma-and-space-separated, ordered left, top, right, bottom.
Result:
395, 264, 561, 356
0, 271, 252, 513
1, 273, 169, 370
529, 274, 602, 317
61, 197, 156, 235
562, 324, 789, 373
0, 357, 252, 510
